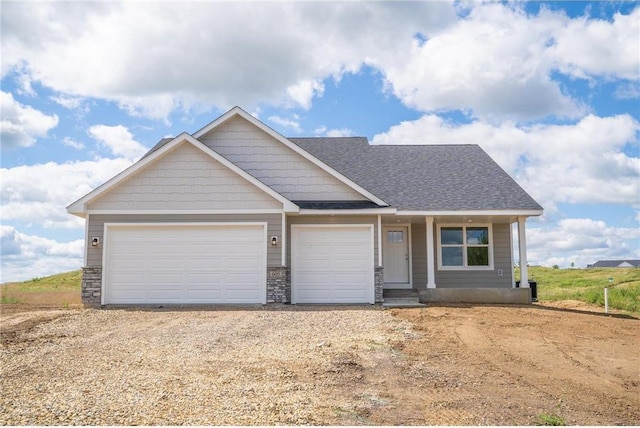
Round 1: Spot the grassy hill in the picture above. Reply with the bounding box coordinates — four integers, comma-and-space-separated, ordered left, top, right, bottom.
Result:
0, 270, 82, 305
1, 267, 638, 314
521, 266, 640, 314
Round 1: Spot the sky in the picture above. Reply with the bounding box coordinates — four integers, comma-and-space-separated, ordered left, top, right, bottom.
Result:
1, 0, 639, 282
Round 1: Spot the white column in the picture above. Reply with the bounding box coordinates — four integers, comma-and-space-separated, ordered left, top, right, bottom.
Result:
426, 216, 436, 289
281, 212, 287, 266
377, 215, 382, 267
518, 216, 529, 287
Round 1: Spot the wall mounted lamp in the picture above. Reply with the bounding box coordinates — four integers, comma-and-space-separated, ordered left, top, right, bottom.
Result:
91, 237, 100, 247
271, 236, 278, 246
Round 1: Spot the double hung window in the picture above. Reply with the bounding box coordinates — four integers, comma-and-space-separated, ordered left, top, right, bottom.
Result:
438, 225, 493, 270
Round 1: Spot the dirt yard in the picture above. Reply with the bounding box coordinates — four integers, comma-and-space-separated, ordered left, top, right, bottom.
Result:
1, 303, 638, 425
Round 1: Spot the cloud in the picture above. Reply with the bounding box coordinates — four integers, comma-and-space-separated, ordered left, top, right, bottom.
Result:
525, 218, 640, 268
548, 8, 640, 81
88, 124, 148, 160
0, 1, 456, 119
378, 4, 638, 122
1, 157, 134, 229
372, 114, 640, 210
268, 115, 302, 133
0, 225, 84, 283
61, 137, 85, 150
0, 91, 59, 148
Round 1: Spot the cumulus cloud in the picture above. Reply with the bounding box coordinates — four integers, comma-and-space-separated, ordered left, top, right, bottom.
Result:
88, 124, 148, 160
525, 218, 640, 268
0, 91, 59, 148
268, 115, 302, 133
0, 1, 456, 119
372, 114, 640, 210
1, 157, 134, 229
0, 225, 84, 283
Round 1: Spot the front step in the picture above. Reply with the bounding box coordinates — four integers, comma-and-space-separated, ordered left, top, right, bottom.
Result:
382, 289, 426, 308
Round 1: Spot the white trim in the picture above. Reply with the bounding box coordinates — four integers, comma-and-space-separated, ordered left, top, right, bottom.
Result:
377, 215, 382, 267
425, 216, 436, 289
297, 208, 396, 215
193, 107, 388, 207
281, 212, 286, 267
102, 222, 268, 305
83, 213, 89, 266
509, 222, 516, 288
436, 223, 495, 271
290, 224, 375, 304
67, 133, 299, 215
87, 209, 285, 215
382, 224, 413, 289
397, 209, 543, 217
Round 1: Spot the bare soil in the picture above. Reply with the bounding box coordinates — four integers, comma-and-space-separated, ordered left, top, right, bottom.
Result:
1, 302, 638, 425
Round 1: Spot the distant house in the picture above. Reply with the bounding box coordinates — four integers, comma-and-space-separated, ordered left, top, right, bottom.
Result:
587, 260, 640, 268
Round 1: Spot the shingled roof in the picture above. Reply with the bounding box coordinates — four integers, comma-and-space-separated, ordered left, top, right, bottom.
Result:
290, 137, 542, 211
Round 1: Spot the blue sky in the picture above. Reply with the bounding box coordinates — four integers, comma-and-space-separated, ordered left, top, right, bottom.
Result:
1, 1, 639, 282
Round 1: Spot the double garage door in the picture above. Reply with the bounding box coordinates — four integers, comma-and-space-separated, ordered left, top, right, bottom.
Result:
104, 223, 267, 304
103, 223, 374, 305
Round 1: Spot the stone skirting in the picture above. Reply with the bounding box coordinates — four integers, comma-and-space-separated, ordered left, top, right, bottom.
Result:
81, 267, 102, 306
267, 266, 290, 303
374, 267, 384, 303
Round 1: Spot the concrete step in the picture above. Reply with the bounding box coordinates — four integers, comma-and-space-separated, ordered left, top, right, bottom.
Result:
382, 297, 426, 308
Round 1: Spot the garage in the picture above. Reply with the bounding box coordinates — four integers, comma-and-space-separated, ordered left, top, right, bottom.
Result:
103, 223, 266, 304
291, 225, 374, 304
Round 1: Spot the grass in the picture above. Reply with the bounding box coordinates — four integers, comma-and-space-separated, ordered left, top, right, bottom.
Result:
536, 412, 566, 426
516, 266, 640, 314
0, 270, 82, 305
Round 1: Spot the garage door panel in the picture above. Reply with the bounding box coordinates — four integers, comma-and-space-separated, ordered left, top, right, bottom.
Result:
293, 226, 373, 304
105, 224, 266, 304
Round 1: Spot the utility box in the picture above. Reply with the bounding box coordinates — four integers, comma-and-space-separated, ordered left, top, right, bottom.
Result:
516, 280, 538, 302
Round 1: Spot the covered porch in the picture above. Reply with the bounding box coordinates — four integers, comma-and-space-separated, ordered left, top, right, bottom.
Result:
378, 212, 538, 304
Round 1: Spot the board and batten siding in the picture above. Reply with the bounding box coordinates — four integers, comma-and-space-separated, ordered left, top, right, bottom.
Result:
87, 142, 282, 211
86, 214, 282, 268
199, 116, 365, 201
434, 222, 513, 288
286, 215, 379, 268
410, 222, 427, 287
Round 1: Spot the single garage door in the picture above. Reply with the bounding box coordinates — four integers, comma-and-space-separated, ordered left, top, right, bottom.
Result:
104, 223, 266, 304
292, 225, 374, 304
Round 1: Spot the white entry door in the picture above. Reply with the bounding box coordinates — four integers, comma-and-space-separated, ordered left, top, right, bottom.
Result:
383, 226, 410, 288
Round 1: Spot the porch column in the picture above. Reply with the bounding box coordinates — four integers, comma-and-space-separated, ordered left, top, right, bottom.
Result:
517, 216, 529, 287
425, 216, 436, 288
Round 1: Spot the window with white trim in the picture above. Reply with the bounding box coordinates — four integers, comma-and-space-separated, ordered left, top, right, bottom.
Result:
438, 224, 493, 270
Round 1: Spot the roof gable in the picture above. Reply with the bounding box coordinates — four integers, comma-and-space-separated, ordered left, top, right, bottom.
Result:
193, 107, 388, 206
290, 138, 543, 212
67, 133, 298, 216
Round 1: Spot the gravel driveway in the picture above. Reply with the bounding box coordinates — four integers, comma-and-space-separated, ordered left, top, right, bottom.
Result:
1, 306, 414, 425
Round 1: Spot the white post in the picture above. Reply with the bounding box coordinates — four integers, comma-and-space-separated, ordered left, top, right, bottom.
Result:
426, 216, 436, 289
517, 216, 529, 288
604, 287, 609, 314
377, 215, 382, 267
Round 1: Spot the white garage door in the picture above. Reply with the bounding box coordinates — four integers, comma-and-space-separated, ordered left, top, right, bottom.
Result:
104, 223, 266, 304
292, 225, 374, 304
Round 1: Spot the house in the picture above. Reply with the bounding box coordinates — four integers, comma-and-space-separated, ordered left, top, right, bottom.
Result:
67, 106, 543, 306
587, 260, 640, 268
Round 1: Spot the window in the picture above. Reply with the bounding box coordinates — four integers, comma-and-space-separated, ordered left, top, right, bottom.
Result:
438, 224, 493, 270
387, 230, 404, 243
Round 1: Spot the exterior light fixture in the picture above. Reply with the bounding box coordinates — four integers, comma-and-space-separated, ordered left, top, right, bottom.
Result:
91, 237, 100, 247
271, 236, 278, 246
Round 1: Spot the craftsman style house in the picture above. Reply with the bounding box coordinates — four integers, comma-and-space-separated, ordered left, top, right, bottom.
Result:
67, 107, 543, 306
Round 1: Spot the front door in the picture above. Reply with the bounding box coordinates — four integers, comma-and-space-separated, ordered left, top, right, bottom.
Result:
383, 226, 410, 288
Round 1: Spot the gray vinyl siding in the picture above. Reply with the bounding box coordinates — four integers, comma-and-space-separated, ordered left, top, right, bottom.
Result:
410, 223, 426, 287
434, 223, 513, 288
199, 116, 365, 201
86, 213, 282, 268
88, 142, 281, 211
286, 215, 378, 268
